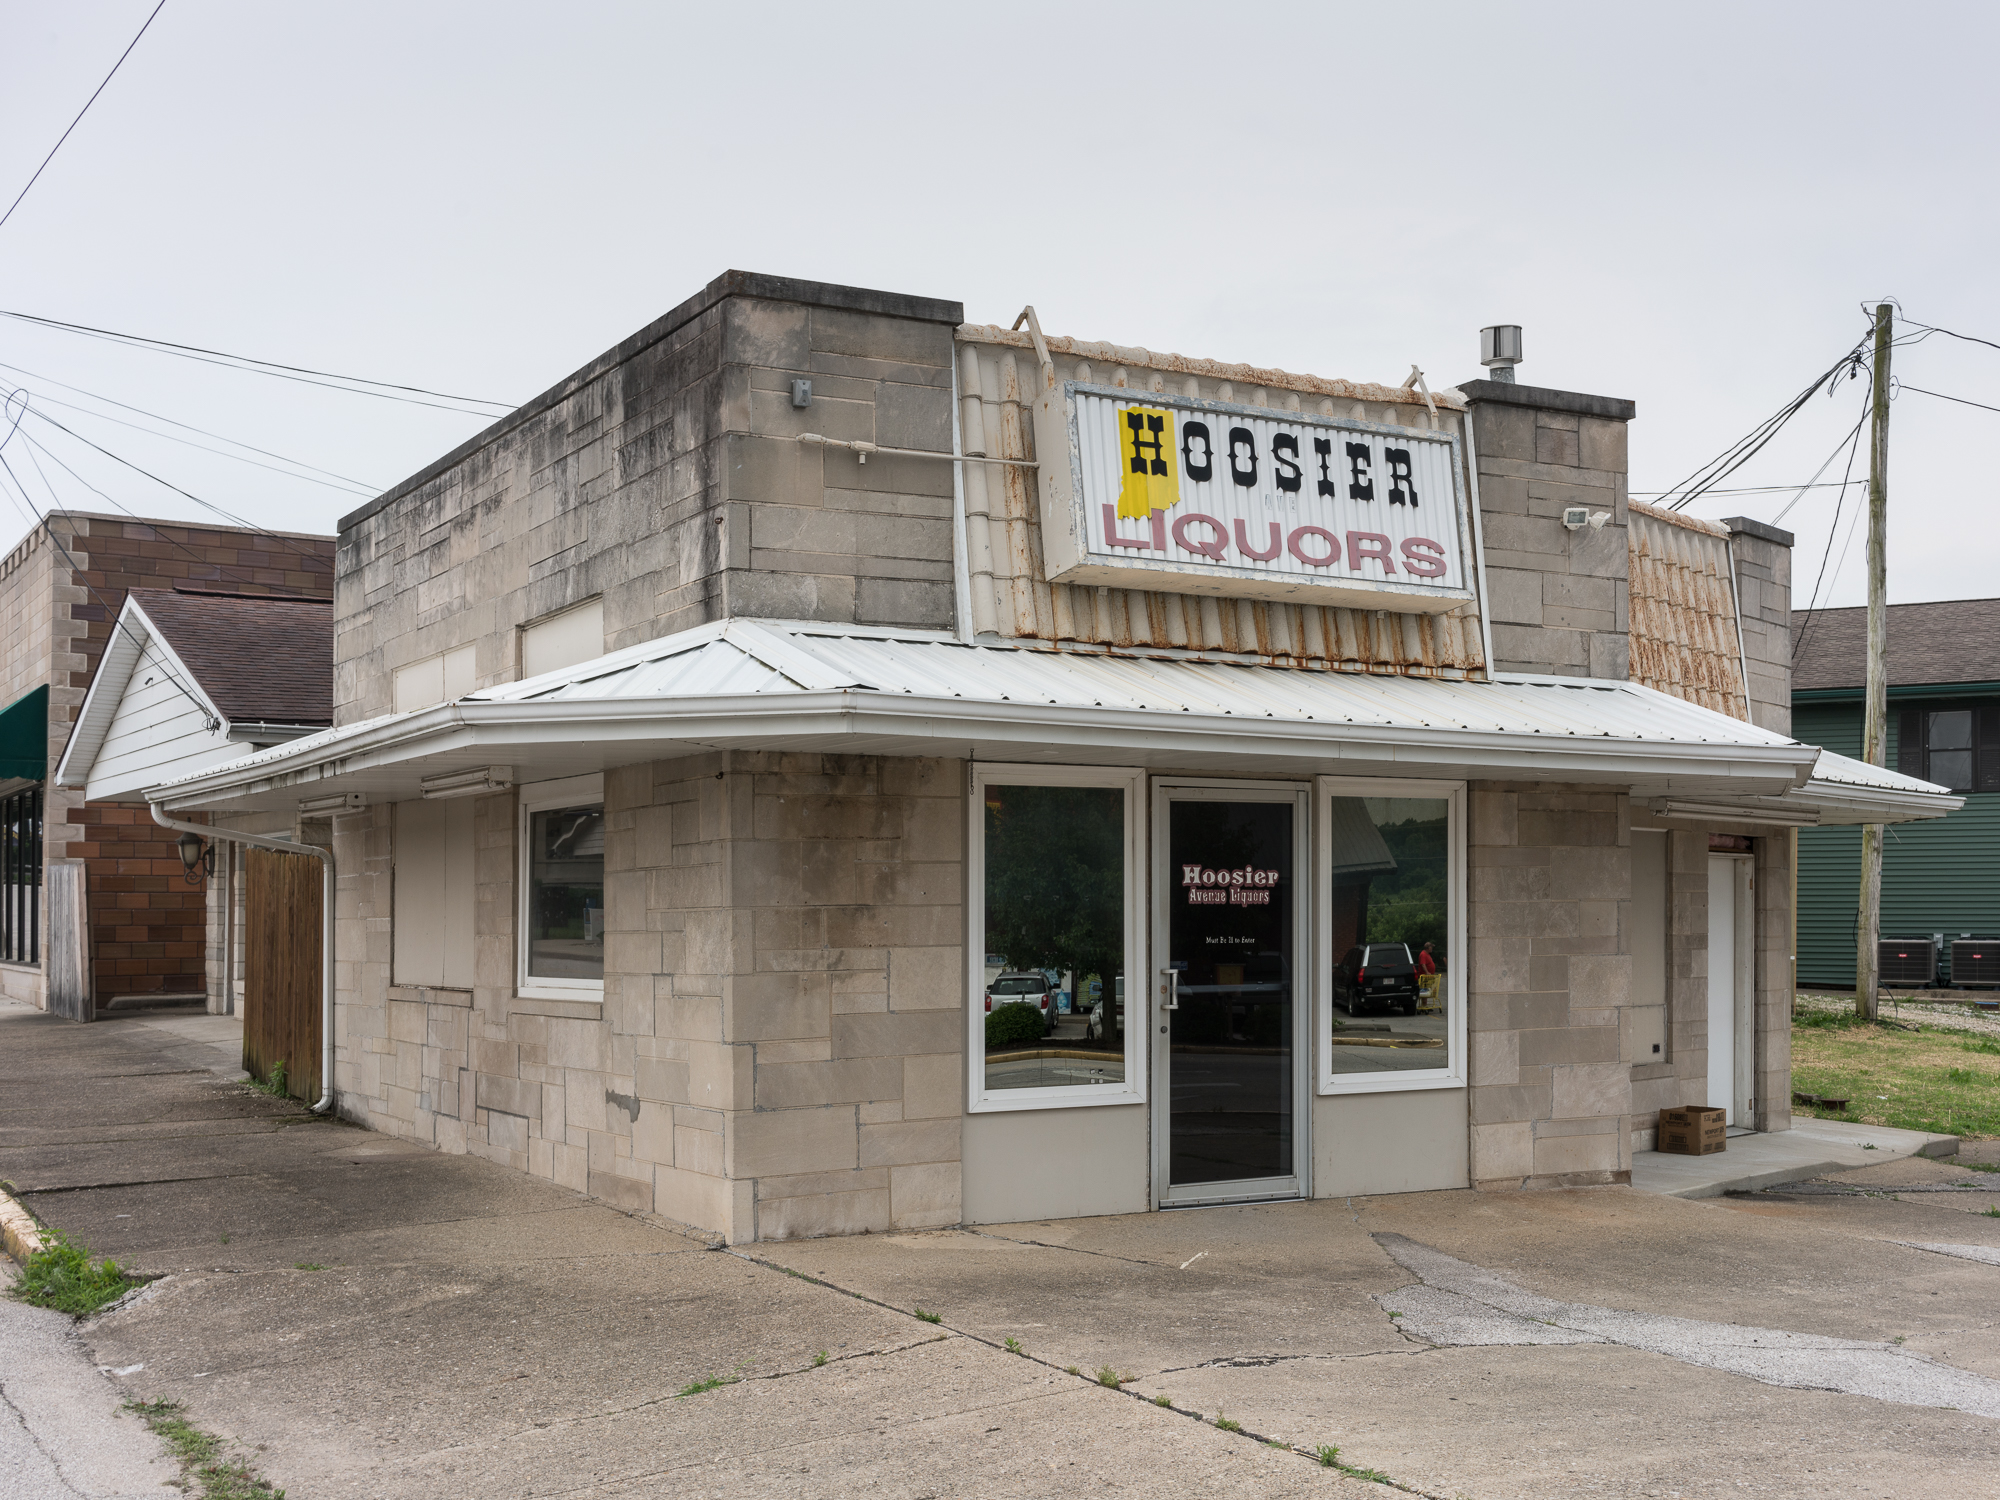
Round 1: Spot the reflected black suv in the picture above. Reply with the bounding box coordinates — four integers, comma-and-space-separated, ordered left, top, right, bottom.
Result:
1333, 943, 1419, 1016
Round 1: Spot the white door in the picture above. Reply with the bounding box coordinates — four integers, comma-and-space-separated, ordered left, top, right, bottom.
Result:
1706, 855, 1751, 1125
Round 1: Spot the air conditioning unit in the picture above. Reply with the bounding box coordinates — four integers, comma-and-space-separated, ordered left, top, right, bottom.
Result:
1878, 938, 1936, 987
1950, 938, 2000, 989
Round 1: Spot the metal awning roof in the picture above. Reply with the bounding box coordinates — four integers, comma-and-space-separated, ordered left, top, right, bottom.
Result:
143, 619, 1958, 823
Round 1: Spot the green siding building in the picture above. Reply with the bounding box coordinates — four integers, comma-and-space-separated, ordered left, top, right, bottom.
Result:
1795, 599, 2000, 986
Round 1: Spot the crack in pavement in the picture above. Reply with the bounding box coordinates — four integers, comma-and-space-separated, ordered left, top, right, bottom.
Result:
1896, 1241, 2000, 1266
1370, 1232, 2000, 1418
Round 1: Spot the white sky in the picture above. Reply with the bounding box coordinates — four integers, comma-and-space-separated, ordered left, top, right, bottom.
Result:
1, 0, 1994, 613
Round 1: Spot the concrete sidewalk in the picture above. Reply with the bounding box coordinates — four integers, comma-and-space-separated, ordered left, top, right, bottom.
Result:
1633, 1117, 1960, 1198
8, 995, 2000, 1498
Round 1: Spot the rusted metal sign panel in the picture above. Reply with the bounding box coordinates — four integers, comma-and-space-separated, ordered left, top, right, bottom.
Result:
1032, 383, 1475, 614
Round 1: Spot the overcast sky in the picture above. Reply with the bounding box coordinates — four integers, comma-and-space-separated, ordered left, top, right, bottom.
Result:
1, 0, 1994, 613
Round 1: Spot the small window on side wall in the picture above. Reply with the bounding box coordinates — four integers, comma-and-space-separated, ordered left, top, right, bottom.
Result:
968, 765, 1144, 1113
1317, 778, 1464, 1094
518, 775, 605, 1000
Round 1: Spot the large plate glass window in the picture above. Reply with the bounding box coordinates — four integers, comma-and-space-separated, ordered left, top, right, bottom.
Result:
518, 774, 605, 1001
1316, 777, 1464, 1094
967, 765, 1144, 1113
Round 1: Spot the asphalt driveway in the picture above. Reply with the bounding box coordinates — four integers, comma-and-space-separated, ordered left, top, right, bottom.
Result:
4, 997, 1998, 1499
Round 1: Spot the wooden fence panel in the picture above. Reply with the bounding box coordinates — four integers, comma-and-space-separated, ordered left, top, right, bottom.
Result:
243, 847, 321, 1100
46, 861, 91, 1023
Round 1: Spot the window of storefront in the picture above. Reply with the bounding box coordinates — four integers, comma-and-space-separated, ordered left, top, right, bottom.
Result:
1, 785, 42, 966
518, 775, 605, 1000
1315, 777, 1464, 1094
966, 765, 1144, 1113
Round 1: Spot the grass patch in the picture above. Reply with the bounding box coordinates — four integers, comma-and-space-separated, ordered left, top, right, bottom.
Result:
1153, 1393, 1172, 1407
912, 1307, 942, 1324
1791, 1014, 2000, 1138
1002, 1337, 1022, 1354
9, 1231, 144, 1317
1095, 1364, 1122, 1388
1214, 1414, 1242, 1433
124, 1399, 284, 1499
674, 1373, 739, 1398
246, 1061, 288, 1099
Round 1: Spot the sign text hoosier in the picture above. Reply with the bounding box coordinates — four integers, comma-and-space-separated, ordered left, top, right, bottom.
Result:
1036, 386, 1474, 612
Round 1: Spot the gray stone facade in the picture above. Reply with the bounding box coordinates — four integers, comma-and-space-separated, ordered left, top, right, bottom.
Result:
334, 273, 963, 726
1724, 516, 1795, 736
1461, 380, 1633, 681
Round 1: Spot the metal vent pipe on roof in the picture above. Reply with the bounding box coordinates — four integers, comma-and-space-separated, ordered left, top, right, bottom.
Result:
1480, 325, 1523, 384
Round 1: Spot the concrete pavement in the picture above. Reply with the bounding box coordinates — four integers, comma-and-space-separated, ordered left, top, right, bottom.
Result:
6, 994, 2000, 1498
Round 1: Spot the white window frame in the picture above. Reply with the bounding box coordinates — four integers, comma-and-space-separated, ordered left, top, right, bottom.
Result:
1314, 775, 1466, 1095
517, 772, 606, 1003
966, 762, 1146, 1114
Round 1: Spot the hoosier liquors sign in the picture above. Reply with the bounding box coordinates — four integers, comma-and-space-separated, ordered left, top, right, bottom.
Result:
1032, 383, 1476, 612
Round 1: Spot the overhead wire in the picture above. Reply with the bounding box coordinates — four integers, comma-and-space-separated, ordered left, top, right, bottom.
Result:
0, 308, 515, 416
10, 422, 333, 602
1790, 395, 1872, 664
1897, 384, 2000, 417
0, 1, 168, 235
0, 357, 380, 493
0, 450, 215, 728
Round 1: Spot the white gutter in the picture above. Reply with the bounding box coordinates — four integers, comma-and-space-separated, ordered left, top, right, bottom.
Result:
149, 805, 336, 1116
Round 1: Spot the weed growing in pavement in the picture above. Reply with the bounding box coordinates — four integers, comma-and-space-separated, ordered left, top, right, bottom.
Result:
1314, 1445, 1341, 1467
812, 1350, 829, 1367
675, 1373, 740, 1398
292, 1263, 325, 1271
1983, 1206, 2000, 1218
1153, 1393, 1172, 1408
1002, 1337, 1022, 1354
9, 1231, 143, 1317
1094, 1365, 1122, 1388
913, 1307, 942, 1324
1213, 1414, 1241, 1433
1310, 1440, 1394, 1482
1864, 1143, 1879, 1150
1960, 1160, 1999, 1172
124, 1400, 284, 1499
1064, 1365, 1080, 1376
246, 1061, 288, 1099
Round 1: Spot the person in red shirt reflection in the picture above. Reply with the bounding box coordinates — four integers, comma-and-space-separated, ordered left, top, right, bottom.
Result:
1418, 942, 1437, 976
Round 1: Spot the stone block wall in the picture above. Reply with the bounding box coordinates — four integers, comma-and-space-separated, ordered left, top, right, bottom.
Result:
1724, 516, 1795, 736
1461, 380, 1634, 681
1466, 781, 1634, 1187
333, 273, 963, 726
332, 748, 964, 1244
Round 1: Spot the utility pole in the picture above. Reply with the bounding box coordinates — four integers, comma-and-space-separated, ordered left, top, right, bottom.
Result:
1855, 303, 1893, 1021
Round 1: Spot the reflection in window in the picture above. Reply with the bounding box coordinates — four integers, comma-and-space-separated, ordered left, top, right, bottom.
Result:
1328, 797, 1449, 1074
528, 805, 605, 981
981, 784, 1125, 1090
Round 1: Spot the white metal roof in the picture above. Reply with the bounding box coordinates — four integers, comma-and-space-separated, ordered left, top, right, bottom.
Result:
145, 618, 1955, 822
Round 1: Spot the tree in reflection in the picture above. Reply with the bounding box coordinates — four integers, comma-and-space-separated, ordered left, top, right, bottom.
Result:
984, 786, 1122, 1042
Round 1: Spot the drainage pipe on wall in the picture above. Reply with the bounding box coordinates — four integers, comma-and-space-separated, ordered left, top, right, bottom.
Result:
149, 804, 336, 1115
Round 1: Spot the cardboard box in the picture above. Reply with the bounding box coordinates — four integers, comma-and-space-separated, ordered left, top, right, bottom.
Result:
1657, 1105, 1727, 1155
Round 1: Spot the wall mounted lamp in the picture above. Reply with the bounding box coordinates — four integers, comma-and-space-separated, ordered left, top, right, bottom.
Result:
176, 831, 216, 884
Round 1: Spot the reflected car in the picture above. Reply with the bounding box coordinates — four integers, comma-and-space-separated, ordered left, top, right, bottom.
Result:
1084, 990, 1123, 1042
984, 970, 1056, 1035
1334, 943, 1419, 1016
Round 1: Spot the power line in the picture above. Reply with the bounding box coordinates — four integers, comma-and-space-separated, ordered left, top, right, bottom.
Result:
0, 451, 215, 728
1898, 383, 2000, 417
1656, 333, 1873, 513
0, 358, 380, 491
1791, 401, 1871, 664
0, 308, 515, 415
14, 425, 333, 602
1630, 480, 1865, 498
19, 402, 290, 533
0, 374, 375, 497
0, 1, 168, 235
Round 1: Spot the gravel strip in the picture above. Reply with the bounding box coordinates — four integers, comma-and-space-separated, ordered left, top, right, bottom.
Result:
1796, 991, 2000, 1038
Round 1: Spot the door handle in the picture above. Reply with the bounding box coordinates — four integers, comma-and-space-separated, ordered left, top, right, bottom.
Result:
1158, 968, 1180, 1011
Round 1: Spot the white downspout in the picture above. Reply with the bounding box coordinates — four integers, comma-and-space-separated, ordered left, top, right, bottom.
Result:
150, 804, 337, 1115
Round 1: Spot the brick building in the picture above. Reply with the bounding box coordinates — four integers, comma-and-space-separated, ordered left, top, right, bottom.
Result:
140, 273, 1953, 1240
0, 513, 332, 1016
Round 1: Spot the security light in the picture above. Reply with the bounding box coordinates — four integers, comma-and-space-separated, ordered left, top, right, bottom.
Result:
175, 831, 214, 883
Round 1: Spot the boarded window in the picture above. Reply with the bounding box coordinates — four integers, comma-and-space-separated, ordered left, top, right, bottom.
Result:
521, 600, 605, 679
392, 799, 476, 988
392, 644, 476, 714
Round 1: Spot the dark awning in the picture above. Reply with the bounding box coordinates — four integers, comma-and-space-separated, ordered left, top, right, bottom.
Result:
0, 685, 49, 782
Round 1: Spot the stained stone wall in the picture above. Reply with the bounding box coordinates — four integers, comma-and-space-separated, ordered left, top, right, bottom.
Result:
1466, 781, 1634, 1188
332, 749, 964, 1243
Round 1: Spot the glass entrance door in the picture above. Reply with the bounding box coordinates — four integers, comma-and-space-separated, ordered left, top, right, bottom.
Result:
1155, 785, 1306, 1204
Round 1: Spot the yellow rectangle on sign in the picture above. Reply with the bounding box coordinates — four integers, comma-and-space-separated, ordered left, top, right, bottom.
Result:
1115, 405, 1179, 519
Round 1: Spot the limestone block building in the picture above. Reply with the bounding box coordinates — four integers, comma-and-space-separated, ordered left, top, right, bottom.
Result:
127, 273, 1955, 1240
